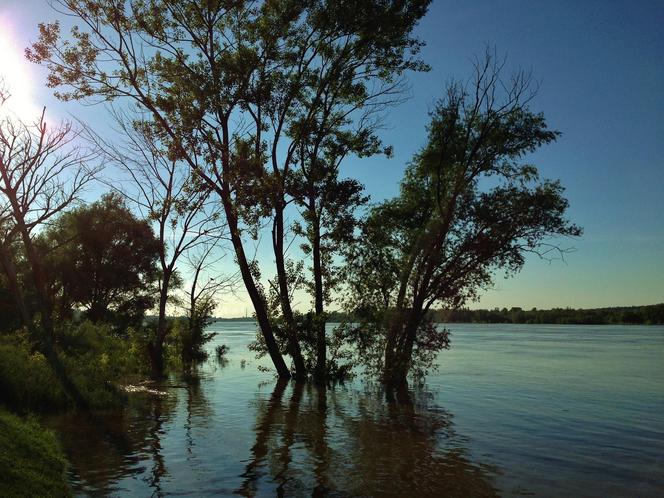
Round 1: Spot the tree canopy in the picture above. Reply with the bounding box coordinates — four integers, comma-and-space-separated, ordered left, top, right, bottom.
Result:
27, 0, 432, 379
41, 193, 161, 329
341, 54, 582, 382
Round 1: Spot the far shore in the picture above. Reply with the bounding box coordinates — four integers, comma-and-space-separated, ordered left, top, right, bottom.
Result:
206, 303, 664, 326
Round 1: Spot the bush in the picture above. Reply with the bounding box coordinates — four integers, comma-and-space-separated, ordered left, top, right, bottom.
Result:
168, 317, 216, 369
58, 321, 148, 408
0, 332, 66, 412
0, 408, 71, 497
215, 344, 229, 359
0, 321, 149, 413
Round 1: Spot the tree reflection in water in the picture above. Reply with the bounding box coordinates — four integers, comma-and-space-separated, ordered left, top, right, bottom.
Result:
48, 376, 498, 497
238, 381, 498, 497
47, 376, 203, 497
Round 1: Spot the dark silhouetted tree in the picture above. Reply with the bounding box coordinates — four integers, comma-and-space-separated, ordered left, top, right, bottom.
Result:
42, 193, 160, 331
28, 0, 430, 379
342, 52, 582, 383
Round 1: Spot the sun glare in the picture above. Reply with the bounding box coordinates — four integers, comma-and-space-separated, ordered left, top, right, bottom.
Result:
0, 14, 40, 120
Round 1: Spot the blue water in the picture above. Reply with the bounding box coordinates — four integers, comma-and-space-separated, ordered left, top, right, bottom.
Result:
49, 323, 664, 497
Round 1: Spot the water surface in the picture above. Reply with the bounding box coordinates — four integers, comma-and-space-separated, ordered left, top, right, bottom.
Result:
49, 323, 664, 497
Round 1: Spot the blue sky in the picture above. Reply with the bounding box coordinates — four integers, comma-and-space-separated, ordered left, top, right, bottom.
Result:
1, 0, 662, 314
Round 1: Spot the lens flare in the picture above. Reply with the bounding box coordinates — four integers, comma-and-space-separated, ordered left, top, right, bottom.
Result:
0, 13, 40, 120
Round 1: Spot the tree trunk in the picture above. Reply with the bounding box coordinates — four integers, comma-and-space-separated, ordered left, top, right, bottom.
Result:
312, 221, 326, 382
0, 241, 89, 409
383, 307, 422, 385
383, 346, 411, 384
383, 310, 406, 384
148, 341, 165, 379
273, 203, 306, 379
17, 226, 56, 336
221, 187, 290, 379
383, 308, 419, 385
21, 234, 90, 407
0, 245, 34, 330
150, 270, 171, 378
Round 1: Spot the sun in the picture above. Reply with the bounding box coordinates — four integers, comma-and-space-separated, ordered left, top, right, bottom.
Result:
0, 13, 40, 120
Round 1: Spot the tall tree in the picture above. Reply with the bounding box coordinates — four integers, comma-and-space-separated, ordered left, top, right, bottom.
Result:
290, 140, 371, 380
28, 0, 430, 379
343, 53, 582, 384
248, 0, 429, 379
0, 83, 96, 406
87, 115, 226, 375
41, 193, 161, 331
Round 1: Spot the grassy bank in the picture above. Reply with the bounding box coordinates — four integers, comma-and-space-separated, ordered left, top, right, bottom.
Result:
0, 408, 70, 497
0, 323, 149, 413
0, 321, 189, 497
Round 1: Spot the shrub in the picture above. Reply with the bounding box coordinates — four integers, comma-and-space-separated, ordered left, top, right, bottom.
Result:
0, 321, 149, 413
0, 408, 71, 497
169, 317, 216, 369
215, 344, 229, 359
0, 332, 66, 412
58, 321, 148, 407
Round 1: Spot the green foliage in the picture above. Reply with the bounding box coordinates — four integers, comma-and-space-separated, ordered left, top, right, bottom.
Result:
0, 408, 71, 498
168, 314, 217, 369
58, 322, 148, 405
0, 332, 66, 412
0, 322, 148, 413
39, 193, 160, 331
291, 174, 369, 303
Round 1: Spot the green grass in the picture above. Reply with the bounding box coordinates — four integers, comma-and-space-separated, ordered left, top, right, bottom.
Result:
0, 323, 148, 413
0, 408, 71, 497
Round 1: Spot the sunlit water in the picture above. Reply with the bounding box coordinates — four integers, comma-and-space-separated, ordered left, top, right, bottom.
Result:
47, 323, 664, 497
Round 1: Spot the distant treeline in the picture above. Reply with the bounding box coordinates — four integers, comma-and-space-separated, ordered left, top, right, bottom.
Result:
432, 304, 664, 325
214, 305, 664, 325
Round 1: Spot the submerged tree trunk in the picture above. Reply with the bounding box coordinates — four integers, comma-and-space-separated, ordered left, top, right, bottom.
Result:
221, 187, 290, 379
150, 269, 172, 378
383, 310, 405, 384
312, 219, 326, 382
383, 341, 411, 384
383, 307, 420, 385
383, 340, 409, 385
273, 203, 306, 379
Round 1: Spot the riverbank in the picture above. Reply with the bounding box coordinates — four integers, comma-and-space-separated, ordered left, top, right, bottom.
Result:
211, 303, 664, 326
0, 407, 70, 497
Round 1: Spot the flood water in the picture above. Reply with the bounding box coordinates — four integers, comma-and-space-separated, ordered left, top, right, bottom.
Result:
48, 323, 664, 497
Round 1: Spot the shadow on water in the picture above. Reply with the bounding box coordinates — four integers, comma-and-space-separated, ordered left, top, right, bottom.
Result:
48, 374, 499, 497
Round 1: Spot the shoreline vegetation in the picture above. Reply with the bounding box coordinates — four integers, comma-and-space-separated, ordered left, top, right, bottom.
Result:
0, 408, 70, 497
20, 0, 586, 384
212, 303, 664, 326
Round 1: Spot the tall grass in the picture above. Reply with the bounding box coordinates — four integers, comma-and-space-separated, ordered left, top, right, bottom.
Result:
0, 322, 148, 413
0, 408, 71, 497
